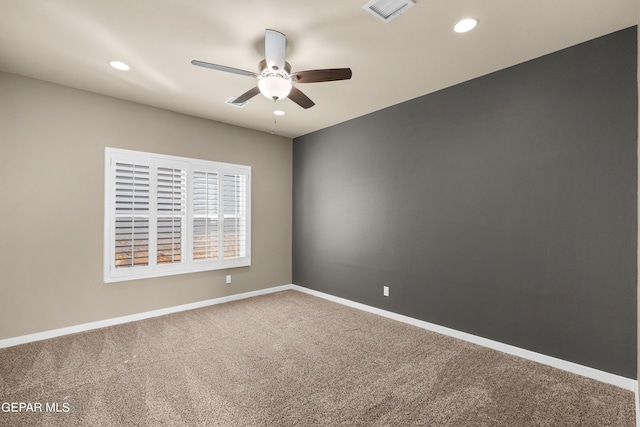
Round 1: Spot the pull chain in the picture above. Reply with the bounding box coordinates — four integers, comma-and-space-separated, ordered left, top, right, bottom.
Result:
271, 99, 278, 134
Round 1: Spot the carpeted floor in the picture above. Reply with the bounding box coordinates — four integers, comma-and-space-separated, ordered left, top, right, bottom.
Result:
0, 290, 635, 426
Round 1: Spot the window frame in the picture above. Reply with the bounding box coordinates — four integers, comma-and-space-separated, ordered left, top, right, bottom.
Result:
104, 147, 251, 283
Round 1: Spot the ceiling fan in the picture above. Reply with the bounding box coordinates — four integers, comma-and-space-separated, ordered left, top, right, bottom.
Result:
191, 29, 352, 109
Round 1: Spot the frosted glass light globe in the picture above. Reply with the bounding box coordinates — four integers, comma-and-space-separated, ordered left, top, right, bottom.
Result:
258, 76, 292, 100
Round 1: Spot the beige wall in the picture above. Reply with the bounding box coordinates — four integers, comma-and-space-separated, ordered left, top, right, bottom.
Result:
0, 71, 292, 340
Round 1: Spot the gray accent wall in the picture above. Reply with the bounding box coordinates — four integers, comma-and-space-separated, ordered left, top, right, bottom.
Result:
293, 27, 638, 378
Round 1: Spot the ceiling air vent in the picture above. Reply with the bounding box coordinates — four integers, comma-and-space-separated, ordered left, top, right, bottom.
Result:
363, 0, 415, 23
225, 96, 249, 108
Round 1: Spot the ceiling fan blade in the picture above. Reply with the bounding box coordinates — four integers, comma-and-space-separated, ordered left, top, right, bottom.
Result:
291, 68, 352, 83
233, 86, 261, 104
288, 86, 315, 109
191, 60, 257, 77
265, 29, 286, 72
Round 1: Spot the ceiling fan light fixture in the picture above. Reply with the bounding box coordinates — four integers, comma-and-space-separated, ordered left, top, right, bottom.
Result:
191, 28, 351, 110
258, 76, 292, 101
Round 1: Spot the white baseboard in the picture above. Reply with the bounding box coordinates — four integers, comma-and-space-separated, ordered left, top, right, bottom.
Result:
635, 380, 640, 427
636, 381, 639, 427
1, 283, 636, 398
0, 284, 293, 349
289, 285, 638, 393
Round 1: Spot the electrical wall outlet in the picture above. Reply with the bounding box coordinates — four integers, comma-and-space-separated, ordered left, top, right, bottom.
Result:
226, 275, 231, 284
383, 286, 389, 297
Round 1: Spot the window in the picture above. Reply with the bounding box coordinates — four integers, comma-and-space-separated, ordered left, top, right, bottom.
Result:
104, 148, 250, 282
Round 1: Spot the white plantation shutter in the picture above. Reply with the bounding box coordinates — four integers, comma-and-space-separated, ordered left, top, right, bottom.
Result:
114, 162, 150, 268
223, 173, 247, 259
156, 166, 186, 264
105, 148, 250, 283
192, 171, 218, 261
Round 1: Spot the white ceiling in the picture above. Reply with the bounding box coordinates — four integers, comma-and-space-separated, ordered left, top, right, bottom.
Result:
0, 0, 637, 138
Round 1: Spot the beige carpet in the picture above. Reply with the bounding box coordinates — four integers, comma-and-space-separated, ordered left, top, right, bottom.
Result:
0, 290, 635, 426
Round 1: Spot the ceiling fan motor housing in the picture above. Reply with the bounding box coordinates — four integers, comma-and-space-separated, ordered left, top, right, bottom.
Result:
259, 59, 291, 78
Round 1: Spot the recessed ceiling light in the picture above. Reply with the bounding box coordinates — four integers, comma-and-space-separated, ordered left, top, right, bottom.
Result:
109, 61, 130, 71
454, 18, 478, 33
274, 110, 285, 116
